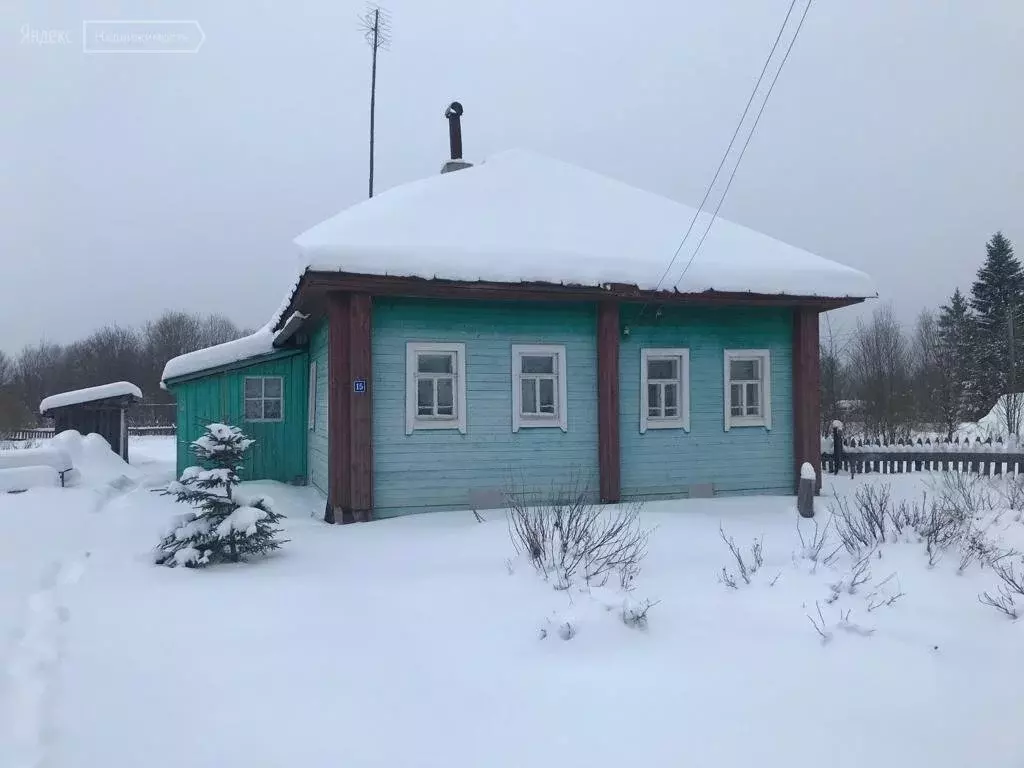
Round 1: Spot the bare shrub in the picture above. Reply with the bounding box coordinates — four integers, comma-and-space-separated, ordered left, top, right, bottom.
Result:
827, 553, 872, 602
807, 601, 832, 644
989, 552, 1024, 596
997, 475, 1024, 511
832, 486, 890, 555
621, 598, 660, 630
797, 516, 839, 566
866, 573, 904, 611
506, 478, 650, 590
979, 588, 1019, 619
931, 472, 993, 518
833, 479, 981, 568
718, 567, 737, 590
837, 609, 876, 636
977, 549, 1024, 620
848, 553, 872, 593
719, 525, 763, 586
959, 527, 996, 573
891, 496, 927, 535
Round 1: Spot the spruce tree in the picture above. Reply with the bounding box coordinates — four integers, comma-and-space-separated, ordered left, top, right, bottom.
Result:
936, 289, 976, 438
968, 232, 1023, 417
155, 423, 285, 567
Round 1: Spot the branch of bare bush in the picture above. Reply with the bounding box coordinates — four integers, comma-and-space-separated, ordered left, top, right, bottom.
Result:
719, 525, 763, 586
505, 477, 650, 591
807, 601, 832, 643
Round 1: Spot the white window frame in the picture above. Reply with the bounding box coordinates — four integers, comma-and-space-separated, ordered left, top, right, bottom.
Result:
511, 344, 568, 432
640, 348, 690, 433
307, 360, 317, 431
724, 349, 772, 431
406, 342, 467, 435
244, 376, 284, 423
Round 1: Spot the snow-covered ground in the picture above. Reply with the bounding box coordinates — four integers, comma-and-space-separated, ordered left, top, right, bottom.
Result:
2, 436, 1024, 767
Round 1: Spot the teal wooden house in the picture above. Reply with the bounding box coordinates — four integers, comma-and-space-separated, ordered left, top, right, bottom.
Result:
162, 112, 873, 523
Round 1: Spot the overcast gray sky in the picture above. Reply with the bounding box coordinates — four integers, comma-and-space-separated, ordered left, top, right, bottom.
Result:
2, 0, 1022, 353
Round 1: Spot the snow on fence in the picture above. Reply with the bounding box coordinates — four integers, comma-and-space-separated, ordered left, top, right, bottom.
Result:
2, 425, 176, 441
821, 426, 1024, 477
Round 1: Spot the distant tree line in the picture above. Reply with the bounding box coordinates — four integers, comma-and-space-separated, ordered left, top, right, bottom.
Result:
0, 312, 249, 431
823, 232, 1021, 441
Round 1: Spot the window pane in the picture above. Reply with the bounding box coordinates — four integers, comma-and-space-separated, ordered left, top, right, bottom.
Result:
730, 405, 744, 417
437, 378, 454, 410
664, 383, 678, 409
664, 406, 678, 417
244, 378, 262, 398
648, 406, 660, 417
521, 355, 554, 374
418, 354, 453, 374
539, 379, 555, 413
417, 380, 434, 412
647, 383, 661, 413
244, 399, 262, 420
263, 377, 282, 397
730, 359, 757, 381
648, 359, 676, 380
730, 383, 743, 406
521, 379, 537, 414
746, 382, 760, 413
263, 399, 282, 420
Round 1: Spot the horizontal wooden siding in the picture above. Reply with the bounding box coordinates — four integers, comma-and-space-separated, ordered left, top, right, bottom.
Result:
169, 351, 309, 483
372, 298, 599, 517
619, 305, 794, 498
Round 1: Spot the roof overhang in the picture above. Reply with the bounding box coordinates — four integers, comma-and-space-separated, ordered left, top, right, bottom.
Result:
162, 346, 307, 388
279, 269, 869, 329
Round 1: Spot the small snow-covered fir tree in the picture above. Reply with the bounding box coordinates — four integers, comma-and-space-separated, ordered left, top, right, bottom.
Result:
155, 423, 285, 567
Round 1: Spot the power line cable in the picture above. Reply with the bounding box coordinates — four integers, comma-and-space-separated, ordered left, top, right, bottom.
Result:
673, 0, 813, 290
644, 0, 800, 304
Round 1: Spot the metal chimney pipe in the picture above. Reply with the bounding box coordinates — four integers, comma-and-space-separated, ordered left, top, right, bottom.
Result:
445, 101, 464, 160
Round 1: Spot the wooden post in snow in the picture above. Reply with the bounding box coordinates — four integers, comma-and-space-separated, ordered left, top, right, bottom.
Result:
798, 462, 816, 518
831, 420, 844, 476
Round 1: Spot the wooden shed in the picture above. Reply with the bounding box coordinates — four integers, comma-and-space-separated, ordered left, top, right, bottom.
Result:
39, 381, 144, 462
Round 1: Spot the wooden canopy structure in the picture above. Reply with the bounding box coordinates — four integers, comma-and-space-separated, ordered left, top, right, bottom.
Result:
39, 381, 143, 462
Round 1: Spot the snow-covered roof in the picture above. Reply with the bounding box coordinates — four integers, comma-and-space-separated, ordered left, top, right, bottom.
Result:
39, 381, 142, 414
160, 273, 303, 385
295, 149, 875, 299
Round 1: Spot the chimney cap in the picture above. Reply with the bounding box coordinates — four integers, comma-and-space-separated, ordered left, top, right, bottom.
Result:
445, 101, 463, 119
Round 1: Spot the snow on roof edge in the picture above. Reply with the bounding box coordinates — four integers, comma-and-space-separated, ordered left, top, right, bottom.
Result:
39, 381, 143, 415
160, 270, 306, 385
301, 260, 877, 302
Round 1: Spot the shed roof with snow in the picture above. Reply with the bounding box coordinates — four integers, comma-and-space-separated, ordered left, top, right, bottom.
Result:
39, 381, 143, 415
39, 381, 143, 463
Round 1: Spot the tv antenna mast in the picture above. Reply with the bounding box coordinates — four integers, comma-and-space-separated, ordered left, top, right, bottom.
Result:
360, 4, 392, 198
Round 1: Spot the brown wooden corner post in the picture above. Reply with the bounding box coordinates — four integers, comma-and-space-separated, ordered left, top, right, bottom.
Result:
792, 308, 822, 493
348, 293, 374, 521
597, 301, 621, 503
327, 293, 352, 524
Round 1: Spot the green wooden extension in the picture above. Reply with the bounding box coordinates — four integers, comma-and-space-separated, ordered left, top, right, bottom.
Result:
165, 349, 309, 483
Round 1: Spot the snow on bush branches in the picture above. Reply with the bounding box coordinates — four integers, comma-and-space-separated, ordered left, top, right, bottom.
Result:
155, 423, 285, 567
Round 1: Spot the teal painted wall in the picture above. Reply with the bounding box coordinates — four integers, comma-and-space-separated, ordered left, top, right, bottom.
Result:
308, 319, 330, 495
619, 305, 794, 498
372, 298, 599, 517
169, 351, 309, 483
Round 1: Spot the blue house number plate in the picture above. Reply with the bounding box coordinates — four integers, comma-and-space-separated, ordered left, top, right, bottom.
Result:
353, 378, 367, 394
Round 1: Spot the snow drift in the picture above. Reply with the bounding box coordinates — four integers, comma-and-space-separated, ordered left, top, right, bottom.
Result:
50, 431, 140, 487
